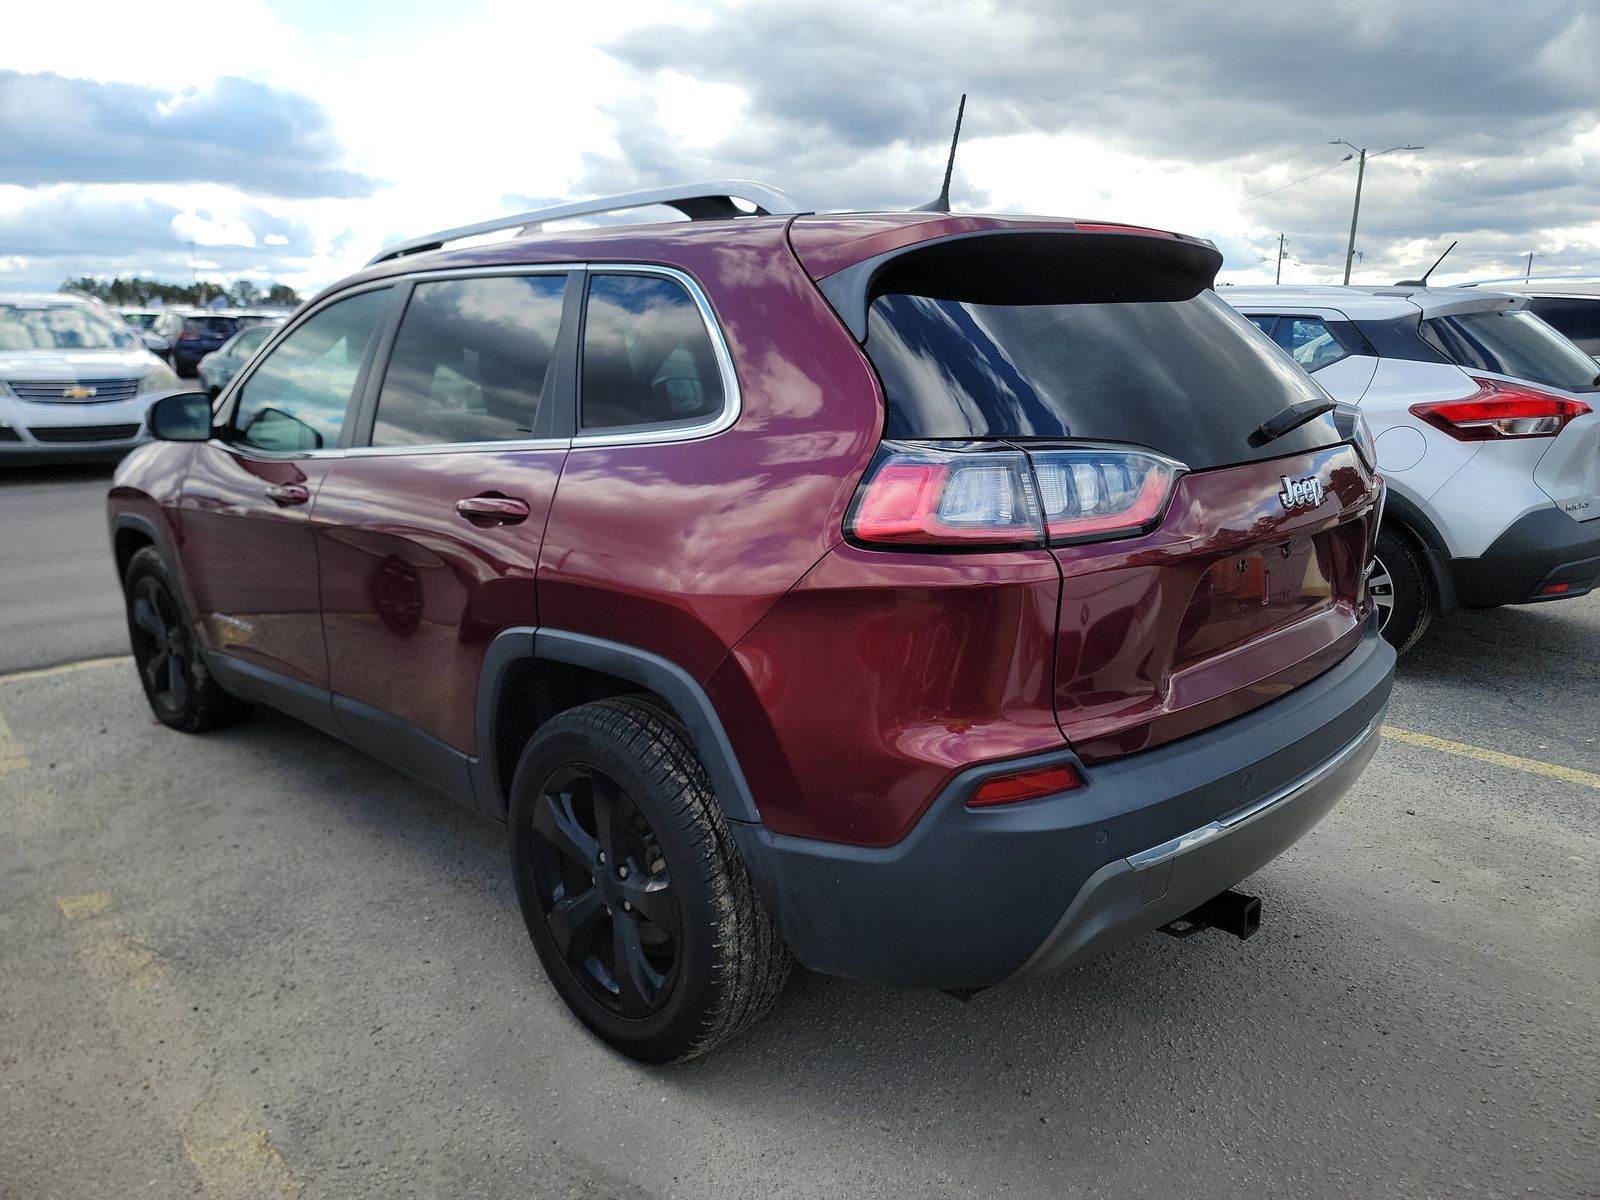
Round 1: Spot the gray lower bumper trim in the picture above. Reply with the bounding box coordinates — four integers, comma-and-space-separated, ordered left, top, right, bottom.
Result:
1126, 714, 1384, 873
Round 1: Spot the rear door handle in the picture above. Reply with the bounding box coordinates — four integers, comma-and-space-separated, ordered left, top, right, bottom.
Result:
265, 483, 310, 506
455, 495, 531, 526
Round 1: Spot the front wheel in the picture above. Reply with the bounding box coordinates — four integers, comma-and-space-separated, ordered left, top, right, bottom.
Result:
1369, 529, 1435, 655
508, 697, 790, 1063
123, 547, 250, 732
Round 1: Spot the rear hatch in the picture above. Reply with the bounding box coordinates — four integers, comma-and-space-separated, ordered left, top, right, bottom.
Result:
839, 227, 1383, 761
1417, 302, 1600, 523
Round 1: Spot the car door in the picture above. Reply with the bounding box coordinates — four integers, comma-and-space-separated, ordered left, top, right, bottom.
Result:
176, 285, 395, 706
310, 269, 574, 798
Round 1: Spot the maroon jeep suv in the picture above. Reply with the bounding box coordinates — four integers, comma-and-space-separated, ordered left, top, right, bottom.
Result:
109, 182, 1395, 1062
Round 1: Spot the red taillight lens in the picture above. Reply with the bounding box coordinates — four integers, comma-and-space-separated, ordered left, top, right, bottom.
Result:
967, 763, 1082, 807
848, 442, 1186, 550
176, 331, 198, 341
1029, 448, 1183, 542
1410, 378, 1591, 441
848, 445, 1044, 546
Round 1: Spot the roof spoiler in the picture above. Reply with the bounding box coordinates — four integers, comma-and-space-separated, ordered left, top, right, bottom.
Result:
368, 180, 804, 266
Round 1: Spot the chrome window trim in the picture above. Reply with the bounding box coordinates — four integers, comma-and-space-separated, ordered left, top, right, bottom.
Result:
343, 437, 569, 458
1125, 715, 1384, 873
570, 264, 741, 449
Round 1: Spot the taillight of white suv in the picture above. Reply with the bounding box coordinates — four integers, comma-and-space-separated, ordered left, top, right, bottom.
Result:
1410, 377, 1592, 441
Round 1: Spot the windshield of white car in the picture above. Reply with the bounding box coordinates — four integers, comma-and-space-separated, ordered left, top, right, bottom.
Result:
1423, 309, 1600, 393
0, 303, 140, 351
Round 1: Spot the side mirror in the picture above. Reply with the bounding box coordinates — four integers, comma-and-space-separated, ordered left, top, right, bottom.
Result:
148, 391, 214, 442
142, 332, 170, 353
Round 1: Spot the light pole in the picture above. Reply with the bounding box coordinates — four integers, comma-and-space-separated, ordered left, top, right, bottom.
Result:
1276, 231, 1288, 284
1329, 140, 1422, 284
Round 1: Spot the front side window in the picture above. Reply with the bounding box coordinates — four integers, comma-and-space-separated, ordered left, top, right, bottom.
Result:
231, 288, 391, 452
371, 274, 566, 447
580, 274, 725, 431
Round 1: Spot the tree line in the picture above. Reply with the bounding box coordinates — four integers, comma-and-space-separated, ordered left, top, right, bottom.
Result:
59, 276, 301, 308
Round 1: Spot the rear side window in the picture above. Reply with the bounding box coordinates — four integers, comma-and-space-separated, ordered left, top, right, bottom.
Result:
1280, 317, 1349, 373
371, 274, 567, 447
580, 274, 725, 431
1422, 309, 1599, 393
866, 289, 1336, 468
232, 288, 390, 452
1522, 297, 1600, 356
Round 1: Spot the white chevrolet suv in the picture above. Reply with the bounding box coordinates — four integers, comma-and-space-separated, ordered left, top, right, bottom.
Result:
1223, 285, 1600, 651
0, 292, 180, 463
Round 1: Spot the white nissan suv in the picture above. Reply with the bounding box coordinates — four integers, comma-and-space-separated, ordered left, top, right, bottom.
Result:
0, 292, 180, 463
1222, 285, 1600, 651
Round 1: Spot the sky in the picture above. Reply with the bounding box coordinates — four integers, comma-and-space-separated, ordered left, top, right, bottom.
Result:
1, 0, 1596, 297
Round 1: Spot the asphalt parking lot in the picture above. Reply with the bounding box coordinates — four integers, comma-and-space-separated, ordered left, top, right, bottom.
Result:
2, 464, 1597, 1199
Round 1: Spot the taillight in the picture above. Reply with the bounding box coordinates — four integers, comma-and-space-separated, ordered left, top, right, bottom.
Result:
847, 441, 1185, 550
1333, 402, 1378, 470
1410, 378, 1591, 441
1030, 448, 1182, 543
176, 331, 198, 341
848, 444, 1043, 547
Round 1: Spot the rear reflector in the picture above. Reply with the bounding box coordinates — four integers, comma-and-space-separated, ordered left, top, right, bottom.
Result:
848, 441, 1185, 550
967, 763, 1082, 807
1540, 582, 1571, 596
1410, 378, 1591, 441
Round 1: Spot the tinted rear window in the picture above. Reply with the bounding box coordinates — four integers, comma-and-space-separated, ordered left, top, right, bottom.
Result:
1422, 309, 1599, 392
865, 289, 1337, 469
1522, 297, 1600, 356
184, 317, 240, 337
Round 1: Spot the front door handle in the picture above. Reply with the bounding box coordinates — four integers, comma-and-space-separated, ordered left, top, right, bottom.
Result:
455, 495, 531, 526
265, 483, 310, 506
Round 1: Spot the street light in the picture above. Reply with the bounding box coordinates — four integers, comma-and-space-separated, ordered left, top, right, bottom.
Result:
1329, 139, 1423, 284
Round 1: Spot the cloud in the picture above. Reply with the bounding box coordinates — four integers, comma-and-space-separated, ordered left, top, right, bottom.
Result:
0, 70, 380, 199
587, 0, 1600, 281
0, 189, 321, 287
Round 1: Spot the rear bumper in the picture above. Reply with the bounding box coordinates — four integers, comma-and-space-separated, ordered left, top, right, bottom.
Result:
1450, 507, 1600, 606
734, 620, 1395, 989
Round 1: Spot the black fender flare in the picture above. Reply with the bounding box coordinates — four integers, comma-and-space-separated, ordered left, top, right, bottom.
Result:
473, 627, 762, 826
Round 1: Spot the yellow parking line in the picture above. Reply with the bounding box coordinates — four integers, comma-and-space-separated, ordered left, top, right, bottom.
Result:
0, 655, 132, 685
0, 714, 29, 775
1382, 724, 1600, 790
56, 890, 299, 1197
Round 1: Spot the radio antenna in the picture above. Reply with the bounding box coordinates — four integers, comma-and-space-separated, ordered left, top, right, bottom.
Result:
914, 93, 967, 213
1397, 240, 1457, 288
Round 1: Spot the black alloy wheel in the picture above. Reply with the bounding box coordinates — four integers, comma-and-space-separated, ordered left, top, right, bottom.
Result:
122, 546, 250, 732
508, 697, 791, 1063
528, 763, 681, 1018
130, 572, 193, 719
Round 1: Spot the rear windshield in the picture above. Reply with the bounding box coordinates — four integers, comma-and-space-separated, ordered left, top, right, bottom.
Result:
865, 289, 1338, 469
184, 317, 241, 337
1422, 308, 1599, 393
1521, 297, 1600, 357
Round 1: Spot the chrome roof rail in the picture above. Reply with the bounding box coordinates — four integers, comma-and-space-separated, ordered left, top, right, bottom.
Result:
368, 180, 803, 265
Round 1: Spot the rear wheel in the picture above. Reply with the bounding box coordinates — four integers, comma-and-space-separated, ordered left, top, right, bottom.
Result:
123, 547, 250, 732
1369, 528, 1434, 655
508, 697, 790, 1063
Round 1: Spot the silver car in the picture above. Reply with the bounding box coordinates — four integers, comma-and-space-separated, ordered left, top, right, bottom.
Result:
0, 292, 180, 462
196, 320, 282, 398
1223, 285, 1600, 652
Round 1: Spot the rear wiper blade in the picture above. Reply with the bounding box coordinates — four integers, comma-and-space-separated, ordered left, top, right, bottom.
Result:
1249, 399, 1338, 448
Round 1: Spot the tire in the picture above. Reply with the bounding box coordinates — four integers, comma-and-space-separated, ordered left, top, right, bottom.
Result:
508, 697, 790, 1063
123, 546, 251, 732
1369, 528, 1434, 655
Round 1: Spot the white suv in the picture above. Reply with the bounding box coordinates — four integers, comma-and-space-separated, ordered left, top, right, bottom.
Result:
1458, 277, 1600, 361
1222, 285, 1600, 651
0, 292, 180, 463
